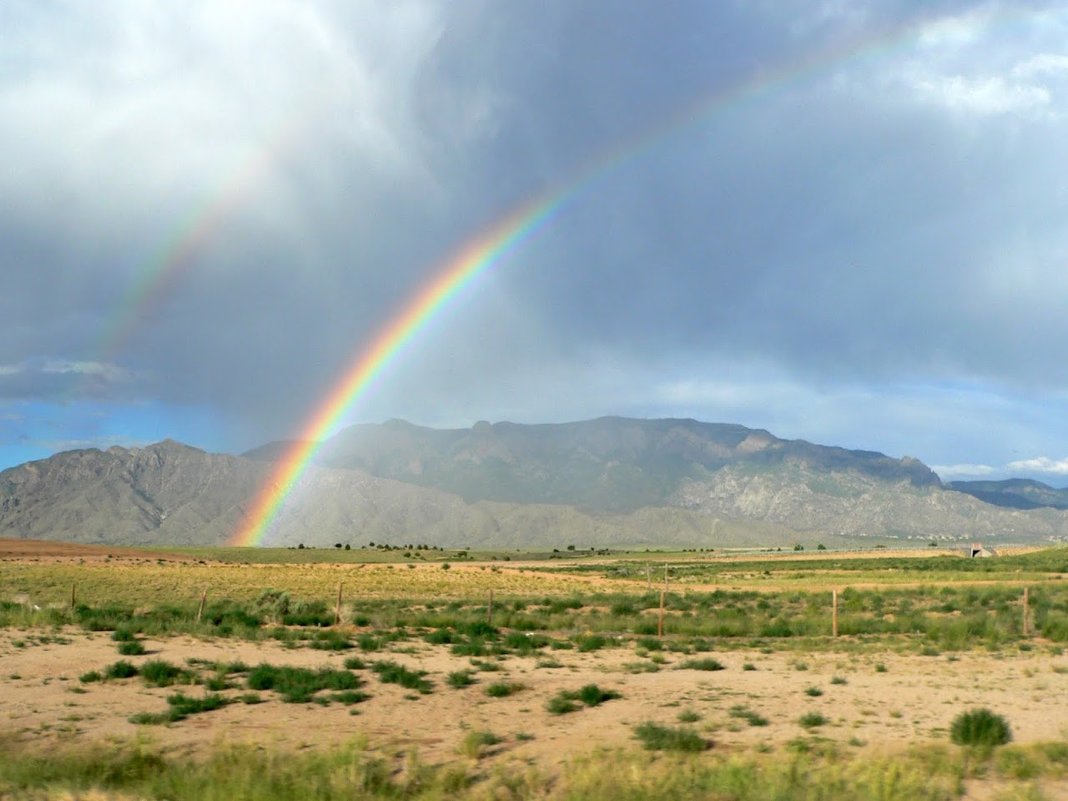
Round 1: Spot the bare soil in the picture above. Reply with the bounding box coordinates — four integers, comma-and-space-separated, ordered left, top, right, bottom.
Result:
0, 538, 194, 562
2, 628, 1067, 773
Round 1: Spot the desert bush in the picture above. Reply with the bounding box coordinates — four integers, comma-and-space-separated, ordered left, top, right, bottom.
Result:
547, 684, 620, 714
117, 640, 146, 656
633, 722, 707, 752
248, 664, 362, 703
104, 661, 139, 679
484, 681, 523, 698
950, 708, 1011, 747
799, 712, 828, 729
140, 660, 193, 687
574, 634, 610, 652
447, 670, 476, 689
308, 631, 353, 651
730, 705, 769, 727
370, 660, 433, 694
130, 692, 230, 725
675, 657, 724, 671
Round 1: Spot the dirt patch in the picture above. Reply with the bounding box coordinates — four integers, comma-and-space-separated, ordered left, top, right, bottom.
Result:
0, 538, 195, 562
3, 629, 1067, 773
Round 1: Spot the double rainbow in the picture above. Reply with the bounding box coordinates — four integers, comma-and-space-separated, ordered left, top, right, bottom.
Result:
231, 8, 1016, 546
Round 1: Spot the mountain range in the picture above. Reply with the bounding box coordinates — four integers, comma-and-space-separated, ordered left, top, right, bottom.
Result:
2, 417, 1067, 549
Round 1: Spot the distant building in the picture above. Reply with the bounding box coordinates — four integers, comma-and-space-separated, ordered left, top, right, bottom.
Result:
968, 542, 997, 558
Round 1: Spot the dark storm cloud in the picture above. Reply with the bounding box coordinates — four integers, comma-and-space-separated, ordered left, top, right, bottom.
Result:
2, 1, 1068, 477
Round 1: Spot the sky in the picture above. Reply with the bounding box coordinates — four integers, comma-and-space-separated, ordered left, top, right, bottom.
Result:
2, 0, 1068, 485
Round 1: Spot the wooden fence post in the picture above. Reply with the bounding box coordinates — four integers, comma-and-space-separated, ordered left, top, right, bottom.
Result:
832, 589, 839, 638
335, 582, 343, 626
663, 564, 669, 592
658, 589, 666, 638
196, 588, 207, 624
487, 589, 494, 627
1022, 587, 1030, 637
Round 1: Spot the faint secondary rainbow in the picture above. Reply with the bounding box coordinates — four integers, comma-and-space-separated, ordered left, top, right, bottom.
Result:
233, 8, 1023, 546
95, 115, 304, 361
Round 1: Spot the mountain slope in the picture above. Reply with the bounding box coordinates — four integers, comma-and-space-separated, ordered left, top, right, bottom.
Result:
947, 479, 1068, 511
2, 419, 1067, 548
299, 417, 940, 513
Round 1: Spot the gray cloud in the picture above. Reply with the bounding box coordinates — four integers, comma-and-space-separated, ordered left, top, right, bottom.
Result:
2, 1, 1068, 476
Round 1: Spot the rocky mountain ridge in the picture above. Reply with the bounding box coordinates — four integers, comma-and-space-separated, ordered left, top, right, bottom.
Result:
1, 418, 1066, 548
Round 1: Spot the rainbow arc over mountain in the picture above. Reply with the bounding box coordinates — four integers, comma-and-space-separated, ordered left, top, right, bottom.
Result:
230, 10, 1006, 546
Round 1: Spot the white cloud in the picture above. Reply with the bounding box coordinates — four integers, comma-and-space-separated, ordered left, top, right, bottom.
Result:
0, 1, 448, 236
1007, 456, 1068, 475
912, 74, 1049, 116
41, 360, 133, 381
1013, 54, 1068, 79
931, 463, 997, 479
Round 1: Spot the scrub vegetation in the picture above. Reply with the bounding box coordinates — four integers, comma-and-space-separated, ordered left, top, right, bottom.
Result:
4, 543, 1068, 799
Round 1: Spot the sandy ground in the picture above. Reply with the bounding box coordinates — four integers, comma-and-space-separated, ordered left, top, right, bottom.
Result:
3, 628, 1067, 769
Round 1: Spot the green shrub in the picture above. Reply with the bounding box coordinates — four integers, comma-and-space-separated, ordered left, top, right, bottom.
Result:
675, 657, 724, 671
575, 634, 610, 652
730, 705, 769, 727
447, 670, 476, 689
248, 664, 362, 703
140, 660, 191, 687
547, 694, 578, 714
104, 661, 139, 679
370, 660, 433, 694
547, 684, 620, 714
799, 712, 828, 729
805, 686, 823, 697
308, 631, 353, 651
950, 708, 1012, 747
167, 692, 229, 718
330, 690, 370, 705
117, 640, 146, 656
633, 722, 707, 752
130, 693, 230, 725
577, 684, 620, 706
485, 682, 523, 698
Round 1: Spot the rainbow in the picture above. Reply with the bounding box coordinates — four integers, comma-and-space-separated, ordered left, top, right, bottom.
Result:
231, 194, 565, 545
95, 116, 304, 361
232, 8, 1015, 546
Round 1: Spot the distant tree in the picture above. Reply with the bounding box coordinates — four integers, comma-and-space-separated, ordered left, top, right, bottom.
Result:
816, 543, 826, 551
793, 544, 803, 551
567, 545, 575, 551
298, 543, 305, 550
344, 544, 351, 551
334, 543, 342, 549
